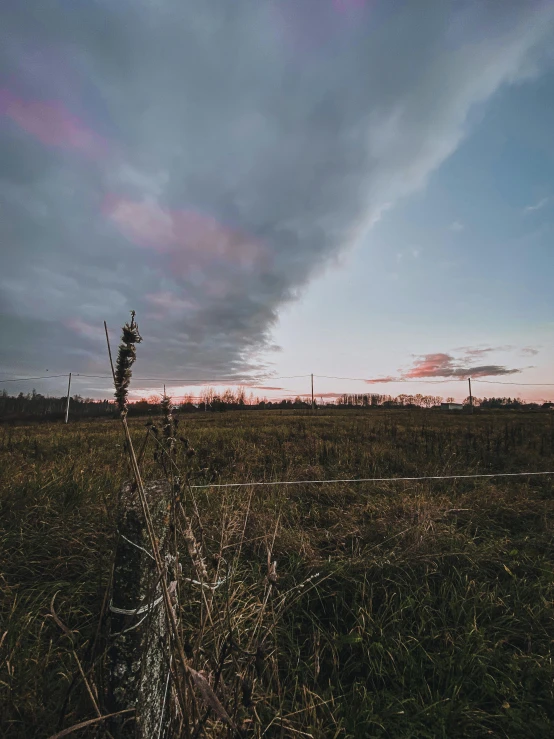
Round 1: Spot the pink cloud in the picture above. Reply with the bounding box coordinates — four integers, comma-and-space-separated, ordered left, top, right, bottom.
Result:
521, 346, 540, 356
102, 196, 175, 251
0, 88, 108, 158
103, 196, 266, 273
366, 352, 522, 383
146, 291, 198, 316
64, 318, 103, 340
404, 353, 521, 379
404, 353, 454, 379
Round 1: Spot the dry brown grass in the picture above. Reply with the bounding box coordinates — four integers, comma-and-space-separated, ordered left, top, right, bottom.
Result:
1, 407, 554, 737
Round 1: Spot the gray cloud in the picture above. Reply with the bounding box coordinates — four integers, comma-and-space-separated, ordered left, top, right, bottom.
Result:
1, 0, 554, 395
455, 345, 515, 359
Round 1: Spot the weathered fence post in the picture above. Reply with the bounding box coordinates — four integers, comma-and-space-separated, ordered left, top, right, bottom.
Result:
107, 479, 176, 738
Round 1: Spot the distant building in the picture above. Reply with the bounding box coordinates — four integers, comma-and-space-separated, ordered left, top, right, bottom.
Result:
441, 402, 464, 411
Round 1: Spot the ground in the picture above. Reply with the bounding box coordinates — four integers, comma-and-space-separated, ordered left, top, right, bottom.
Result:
1, 409, 553, 737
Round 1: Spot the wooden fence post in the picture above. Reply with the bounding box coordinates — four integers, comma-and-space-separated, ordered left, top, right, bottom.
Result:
107, 479, 176, 738
65, 373, 72, 424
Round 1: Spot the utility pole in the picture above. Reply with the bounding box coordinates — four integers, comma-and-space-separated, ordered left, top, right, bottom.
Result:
311, 373, 315, 412
468, 377, 473, 414
65, 372, 72, 424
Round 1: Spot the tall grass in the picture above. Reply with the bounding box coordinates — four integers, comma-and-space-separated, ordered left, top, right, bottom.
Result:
1, 402, 554, 736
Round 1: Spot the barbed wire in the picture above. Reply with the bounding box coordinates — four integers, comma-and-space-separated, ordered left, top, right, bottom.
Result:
190, 470, 554, 490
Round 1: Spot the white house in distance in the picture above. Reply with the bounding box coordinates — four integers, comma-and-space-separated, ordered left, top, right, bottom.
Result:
440, 402, 464, 411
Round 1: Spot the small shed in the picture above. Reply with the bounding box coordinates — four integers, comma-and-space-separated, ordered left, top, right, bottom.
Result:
441, 402, 464, 411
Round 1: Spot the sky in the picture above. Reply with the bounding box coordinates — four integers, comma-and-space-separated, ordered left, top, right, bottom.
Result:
1, 0, 554, 404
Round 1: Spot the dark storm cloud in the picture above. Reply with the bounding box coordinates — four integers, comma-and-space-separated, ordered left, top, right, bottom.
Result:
1, 0, 553, 394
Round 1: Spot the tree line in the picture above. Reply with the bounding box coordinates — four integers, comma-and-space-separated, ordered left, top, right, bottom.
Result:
0, 389, 114, 421
1, 388, 552, 422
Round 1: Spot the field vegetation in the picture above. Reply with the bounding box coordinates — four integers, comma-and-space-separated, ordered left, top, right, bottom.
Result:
1, 409, 554, 737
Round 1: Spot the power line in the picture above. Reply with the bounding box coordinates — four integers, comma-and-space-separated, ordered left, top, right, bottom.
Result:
0, 374, 68, 383
73, 373, 311, 382
253, 375, 311, 380
190, 470, 554, 490
73, 374, 238, 382
316, 375, 554, 387
1, 371, 552, 389
472, 379, 554, 386
315, 375, 456, 384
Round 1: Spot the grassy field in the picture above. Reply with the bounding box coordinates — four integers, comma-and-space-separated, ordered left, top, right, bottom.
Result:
1, 409, 554, 737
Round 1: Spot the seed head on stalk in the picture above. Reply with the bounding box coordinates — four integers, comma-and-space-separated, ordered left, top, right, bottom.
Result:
114, 310, 142, 417
160, 389, 176, 467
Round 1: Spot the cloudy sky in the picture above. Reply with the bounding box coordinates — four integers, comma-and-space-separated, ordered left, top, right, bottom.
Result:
1, 0, 554, 403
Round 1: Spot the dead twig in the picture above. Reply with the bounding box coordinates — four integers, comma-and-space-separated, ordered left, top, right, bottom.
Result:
46, 709, 134, 739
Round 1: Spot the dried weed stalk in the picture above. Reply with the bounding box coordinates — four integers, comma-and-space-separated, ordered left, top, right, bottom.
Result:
114, 310, 142, 417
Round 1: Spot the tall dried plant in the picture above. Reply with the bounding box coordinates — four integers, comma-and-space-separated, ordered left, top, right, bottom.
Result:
114, 310, 142, 417
106, 311, 293, 737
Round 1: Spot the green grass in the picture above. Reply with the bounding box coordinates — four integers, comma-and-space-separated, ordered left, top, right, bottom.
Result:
1, 409, 554, 737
